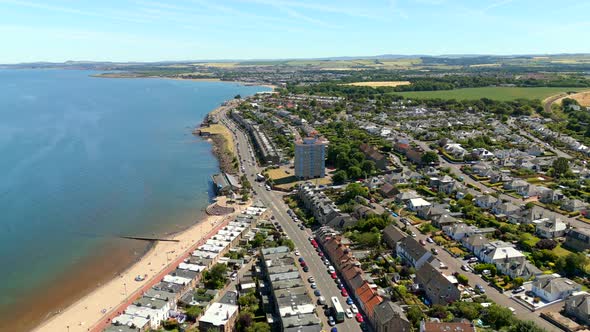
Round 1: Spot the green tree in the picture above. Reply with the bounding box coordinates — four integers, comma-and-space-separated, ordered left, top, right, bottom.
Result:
456, 274, 469, 286
452, 302, 482, 321
421, 151, 439, 164
203, 263, 228, 289
238, 290, 260, 313
185, 305, 203, 321
483, 304, 514, 329
344, 182, 369, 201
552, 157, 570, 178
348, 166, 363, 179
361, 159, 376, 174
508, 320, 546, 332
428, 304, 451, 320
556, 252, 589, 277
245, 322, 271, 332
250, 232, 266, 248
333, 170, 348, 184
406, 306, 425, 328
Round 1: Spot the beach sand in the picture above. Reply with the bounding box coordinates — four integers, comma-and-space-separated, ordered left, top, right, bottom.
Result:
33, 197, 246, 332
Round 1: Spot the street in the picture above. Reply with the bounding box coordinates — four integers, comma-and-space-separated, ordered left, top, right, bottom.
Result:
220, 109, 363, 332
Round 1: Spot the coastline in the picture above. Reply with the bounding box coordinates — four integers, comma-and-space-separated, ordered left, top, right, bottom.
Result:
32, 198, 242, 332
91, 73, 278, 90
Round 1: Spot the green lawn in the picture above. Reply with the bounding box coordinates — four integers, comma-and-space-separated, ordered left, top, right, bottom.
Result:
390, 87, 589, 101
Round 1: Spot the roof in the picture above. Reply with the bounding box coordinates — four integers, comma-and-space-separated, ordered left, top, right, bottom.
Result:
534, 276, 581, 294
356, 282, 383, 316
199, 303, 239, 326
374, 301, 410, 326
421, 321, 476, 332
398, 236, 430, 262
461, 234, 489, 247
383, 224, 407, 244
409, 197, 431, 207
566, 292, 590, 315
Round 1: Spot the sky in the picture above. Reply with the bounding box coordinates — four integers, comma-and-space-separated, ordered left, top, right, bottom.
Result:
0, 0, 589, 63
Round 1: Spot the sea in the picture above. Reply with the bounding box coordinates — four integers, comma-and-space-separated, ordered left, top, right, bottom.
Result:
0, 69, 269, 331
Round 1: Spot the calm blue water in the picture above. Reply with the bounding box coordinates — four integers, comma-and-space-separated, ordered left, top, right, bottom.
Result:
0, 70, 267, 311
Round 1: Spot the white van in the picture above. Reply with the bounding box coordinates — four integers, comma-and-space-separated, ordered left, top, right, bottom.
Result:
328, 266, 335, 273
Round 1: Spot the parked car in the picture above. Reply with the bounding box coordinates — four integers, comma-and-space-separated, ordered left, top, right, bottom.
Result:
294, 250, 300, 256
318, 252, 324, 257
314, 289, 321, 297
328, 316, 336, 326
355, 313, 364, 323
419, 239, 426, 246
303, 266, 309, 272
461, 264, 471, 272
512, 286, 525, 294
427, 237, 434, 243
341, 289, 348, 297
345, 309, 353, 319
311, 283, 317, 289
298, 257, 305, 263
431, 248, 439, 255
331, 272, 337, 279
308, 276, 315, 283
346, 297, 353, 305
475, 284, 485, 294
351, 304, 358, 314
337, 283, 343, 289
328, 266, 335, 273
318, 296, 326, 305
335, 278, 341, 284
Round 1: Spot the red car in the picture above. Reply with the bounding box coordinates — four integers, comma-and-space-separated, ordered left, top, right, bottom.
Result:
310, 239, 317, 246
301, 261, 307, 267
318, 252, 324, 257
356, 313, 364, 323
341, 289, 348, 297
331, 272, 337, 279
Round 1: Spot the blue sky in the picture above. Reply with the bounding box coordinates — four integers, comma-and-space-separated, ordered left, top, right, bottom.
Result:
0, 0, 588, 63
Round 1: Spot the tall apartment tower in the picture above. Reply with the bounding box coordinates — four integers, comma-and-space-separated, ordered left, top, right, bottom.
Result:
294, 136, 328, 179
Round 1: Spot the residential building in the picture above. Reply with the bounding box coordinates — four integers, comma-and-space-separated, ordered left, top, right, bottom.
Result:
408, 197, 432, 211
532, 275, 582, 302
535, 216, 567, 239
396, 237, 433, 269
565, 228, 590, 251
565, 292, 590, 325
373, 301, 412, 332
461, 234, 489, 256
199, 302, 239, 332
294, 136, 328, 179
383, 224, 407, 250
416, 261, 461, 305
561, 199, 588, 213
360, 143, 388, 170
479, 241, 527, 279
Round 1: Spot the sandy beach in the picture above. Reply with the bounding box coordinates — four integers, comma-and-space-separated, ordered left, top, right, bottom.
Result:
33, 197, 246, 332
92, 73, 278, 90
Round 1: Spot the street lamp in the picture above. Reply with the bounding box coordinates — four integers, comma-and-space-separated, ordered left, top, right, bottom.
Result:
124, 283, 127, 297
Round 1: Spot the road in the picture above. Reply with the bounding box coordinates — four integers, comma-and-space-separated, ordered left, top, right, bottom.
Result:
220, 109, 363, 332
404, 222, 559, 331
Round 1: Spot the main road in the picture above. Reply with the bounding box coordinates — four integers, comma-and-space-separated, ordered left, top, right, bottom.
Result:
219, 109, 363, 332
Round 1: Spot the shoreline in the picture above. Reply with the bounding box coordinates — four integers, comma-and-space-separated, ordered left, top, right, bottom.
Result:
91, 73, 278, 90
33, 198, 241, 332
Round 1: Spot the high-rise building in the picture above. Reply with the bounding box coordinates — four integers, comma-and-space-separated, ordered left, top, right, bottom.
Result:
294, 136, 328, 179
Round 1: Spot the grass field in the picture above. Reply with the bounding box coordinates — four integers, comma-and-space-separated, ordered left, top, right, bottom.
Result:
391, 87, 590, 101
345, 81, 411, 87
199, 124, 235, 154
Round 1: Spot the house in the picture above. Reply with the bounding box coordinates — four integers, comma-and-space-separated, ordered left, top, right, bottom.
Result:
535, 216, 567, 239
383, 225, 407, 250
431, 214, 460, 228
199, 302, 239, 332
561, 199, 588, 212
416, 261, 461, 305
373, 301, 412, 332
211, 173, 242, 196
379, 182, 399, 198
565, 292, 590, 325
360, 143, 388, 170
479, 241, 527, 278
474, 195, 498, 209
444, 143, 467, 159
406, 147, 426, 165
491, 202, 520, 217
565, 228, 590, 251
443, 223, 479, 241
472, 148, 494, 160
355, 282, 383, 322
532, 275, 581, 302
396, 237, 433, 269
408, 198, 432, 211
395, 190, 419, 204
539, 188, 565, 204
517, 184, 539, 198
503, 179, 529, 191
461, 234, 489, 256
419, 320, 476, 332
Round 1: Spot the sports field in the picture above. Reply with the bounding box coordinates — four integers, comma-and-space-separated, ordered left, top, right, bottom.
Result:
391, 87, 589, 101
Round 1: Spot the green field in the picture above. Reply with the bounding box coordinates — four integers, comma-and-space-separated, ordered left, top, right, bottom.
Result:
391, 87, 589, 101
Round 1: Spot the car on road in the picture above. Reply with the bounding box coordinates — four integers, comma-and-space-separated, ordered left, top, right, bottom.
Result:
355, 313, 364, 323
467, 257, 478, 263
431, 248, 439, 255
318, 296, 326, 305
328, 316, 336, 326
299, 225, 305, 230
328, 266, 335, 273
298, 257, 305, 263
346, 297, 353, 305
308, 276, 315, 283
411, 232, 417, 237
341, 289, 348, 297
351, 304, 358, 314
427, 237, 434, 243
461, 264, 471, 272
311, 283, 317, 289
314, 289, 321, 296
512, 286, 525, 294
345, 308, 353, 319
331, 272, 337, 279
303, 266, 309, 272
318, 252, 324, 257
324, 259, 330, 266
335, 278, 341, 284
475, 284, 485, 294
419, 239, 426, 246
331, 328, 338, 332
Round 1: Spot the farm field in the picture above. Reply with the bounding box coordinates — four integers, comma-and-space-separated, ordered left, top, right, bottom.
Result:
390, 87, 590, 101
345, 81, 411, 87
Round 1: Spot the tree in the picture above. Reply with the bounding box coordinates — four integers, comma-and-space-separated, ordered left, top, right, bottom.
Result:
535, 239, 557, 250
333, 170, 348, 184
483, 304, 514, 329
428, 304, 451, 319
406, 305, 425, 328
344, 182, 369, 201
185, 305, 203, 321
238, 290, 260, 313
237, 312, 253, 332
456, 274, 469, 286
246, 322, 270, 332
552, 157, 570, 178
556, 252, 589, 277
203, 263, 228, 289
347, 166, 363, 179
361, 160, 376, 174
421, 151, 439, 164
513, 277, 524, 288
250, 232, 266, 248
508, 320, 546, 332
452, 302, 482, 321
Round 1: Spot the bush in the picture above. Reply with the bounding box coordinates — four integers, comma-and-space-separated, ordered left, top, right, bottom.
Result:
535, 239, 557, 250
